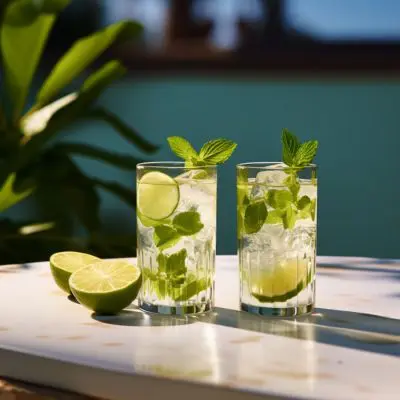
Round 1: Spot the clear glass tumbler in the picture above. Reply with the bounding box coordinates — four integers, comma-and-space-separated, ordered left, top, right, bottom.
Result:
237, 162, 317, 317
136, 162, 217, 315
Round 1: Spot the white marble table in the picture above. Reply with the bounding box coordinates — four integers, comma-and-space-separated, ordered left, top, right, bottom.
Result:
0, 256, 399, 400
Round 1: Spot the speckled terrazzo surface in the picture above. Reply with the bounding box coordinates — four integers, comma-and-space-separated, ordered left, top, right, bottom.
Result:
0, 256, 399, 400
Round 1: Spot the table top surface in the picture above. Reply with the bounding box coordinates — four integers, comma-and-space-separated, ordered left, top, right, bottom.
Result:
0, 255, 399, 400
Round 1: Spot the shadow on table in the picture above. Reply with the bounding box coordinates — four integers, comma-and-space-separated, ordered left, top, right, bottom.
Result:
317, 263, 400, 282
93, 305, 400, 357
92, 306, 196, 327
195, 307, 400, 357
0, 264, 31, 274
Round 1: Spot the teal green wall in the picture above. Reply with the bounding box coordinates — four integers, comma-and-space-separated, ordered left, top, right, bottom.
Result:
52, 77, 400, 258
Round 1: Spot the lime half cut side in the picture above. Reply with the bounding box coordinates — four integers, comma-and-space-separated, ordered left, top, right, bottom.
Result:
137, 171, 180, 221
250, 259, 312, 303
50, 251, 100, 294
69, 260, 142, 315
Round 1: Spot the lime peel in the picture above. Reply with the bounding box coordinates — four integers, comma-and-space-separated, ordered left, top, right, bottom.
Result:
49, 251, 100, 294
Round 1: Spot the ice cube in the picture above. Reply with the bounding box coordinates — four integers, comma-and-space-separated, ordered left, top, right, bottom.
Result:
298, 179, 317, 199
284, 226, 315, 256
164, 237, 194, 257
177, 183, 216, 228
255, 163, 289, 187
175, 170, 216, 196
243, 223, 285, 253
137, 222, 156, 250
175, 170, 203, 182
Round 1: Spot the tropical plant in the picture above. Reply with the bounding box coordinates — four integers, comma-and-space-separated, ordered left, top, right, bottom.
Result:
0, 0, 158, 263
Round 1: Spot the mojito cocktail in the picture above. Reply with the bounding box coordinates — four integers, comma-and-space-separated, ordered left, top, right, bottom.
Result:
137, 162, 216, 314
237, 162, 317, 317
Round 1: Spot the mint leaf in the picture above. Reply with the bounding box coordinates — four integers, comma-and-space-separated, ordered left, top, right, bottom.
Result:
282, 207, 296, 229
167, 136, 198, 161
173, 211, 204, 236
173, 275, 211, 301
153, 225, 181, 250
282, 129, 300, 165
293, 140, 318, 167
157, 279, 167, 298
156, 253, 167, 273
199, 138, 237, 164
244, 199, 267, 234
155, 250, 188, 297
266, 189, 292, 209
141, 267, 158, 281
165, 249, 187, 275
265, 209, 283, 224
297, 195, 311, 210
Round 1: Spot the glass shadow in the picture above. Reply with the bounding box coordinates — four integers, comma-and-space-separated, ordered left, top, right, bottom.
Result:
194, 307, 400, 357
92, 305, 195, 327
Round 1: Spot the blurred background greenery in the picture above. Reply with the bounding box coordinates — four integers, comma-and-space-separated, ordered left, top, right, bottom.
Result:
1, 0, 399, 263
0, 0, 158, 263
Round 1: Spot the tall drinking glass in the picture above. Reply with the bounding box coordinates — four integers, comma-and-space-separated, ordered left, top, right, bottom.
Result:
237, 162, 317, 317
136, 162, 216, 315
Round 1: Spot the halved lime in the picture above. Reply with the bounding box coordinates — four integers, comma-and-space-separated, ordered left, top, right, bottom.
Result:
69, 260, 142, 315
250, 259, 312, 303
137, 171, 180, 221
50, 251, 100, 294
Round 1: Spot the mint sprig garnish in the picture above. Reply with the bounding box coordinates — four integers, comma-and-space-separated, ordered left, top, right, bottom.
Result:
167, 136, 198, 161
167, 136, 237, 167
282, 129, 300, 165
240, 129, 318, 234
282, 129, 318, 168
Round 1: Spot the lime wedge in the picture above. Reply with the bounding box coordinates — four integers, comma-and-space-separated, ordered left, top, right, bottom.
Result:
250, 259, 312, 303
69, 260, 142, 315
137, 171, 180, 221
50, 251, 100, 294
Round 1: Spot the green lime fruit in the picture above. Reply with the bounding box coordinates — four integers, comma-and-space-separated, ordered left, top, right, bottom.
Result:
49, 251, 100, 294
250, 259, 312, 303
137, 171, 179, 221
69, 260, 142, 315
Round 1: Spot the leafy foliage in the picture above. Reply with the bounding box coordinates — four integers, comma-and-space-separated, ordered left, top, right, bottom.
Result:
0, 0, 157, 264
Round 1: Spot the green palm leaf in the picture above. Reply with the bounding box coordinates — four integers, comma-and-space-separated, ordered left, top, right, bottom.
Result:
83, 107, 159, 154
1, 0, 69, 118
36, 20, 142, 107
91, 178, 136, 208
53, 142, 143, 170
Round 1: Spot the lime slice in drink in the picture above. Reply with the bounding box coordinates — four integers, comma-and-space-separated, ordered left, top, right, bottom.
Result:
137, 171, 180, 221
250, 259, 312, 303
50, 251, 100, 294
69, 260, 142, 315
